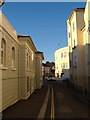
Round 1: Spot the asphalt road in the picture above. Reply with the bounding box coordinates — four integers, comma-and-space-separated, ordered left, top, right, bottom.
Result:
2, 80, 89, 119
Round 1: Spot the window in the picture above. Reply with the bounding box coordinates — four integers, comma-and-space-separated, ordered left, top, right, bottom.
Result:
61, 63, 65, 69
29, 56, 30, 69
73, 23, 75, 31
27, 77, 30, 93
69, 33, 70, 38
64, 52, 67, 58
88, 20, 90, 28
66, 62, 68, 68
73, 39, 76, 47
27, 53, 28, 69
74, 57, 77, 68
70, 60, 72, 68
88, 20, 90, 34
61, 63, 63, 69
12, 47, 15, 68
61, 53, 63, 58
63, 63, 65, 69
1, 38, 6, 66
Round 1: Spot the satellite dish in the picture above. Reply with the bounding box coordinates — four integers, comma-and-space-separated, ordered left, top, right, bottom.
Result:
0, 0, 5, 7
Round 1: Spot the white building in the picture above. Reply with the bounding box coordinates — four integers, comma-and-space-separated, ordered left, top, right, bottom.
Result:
55, 46, 70, 79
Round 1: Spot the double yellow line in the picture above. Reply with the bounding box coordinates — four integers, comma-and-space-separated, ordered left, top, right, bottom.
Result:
51, 85, 55, 120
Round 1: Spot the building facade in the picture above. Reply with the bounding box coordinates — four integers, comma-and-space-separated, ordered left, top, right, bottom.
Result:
0, 11, 44, 112
42, 64, 51, 78
35, 52, 44, 89
82, 0, 90, 95
67, 8, 85, 90
18, 35, 38, 99
0, 11, 20, 111
66, 0, 90, 97
55, 46, 70, 79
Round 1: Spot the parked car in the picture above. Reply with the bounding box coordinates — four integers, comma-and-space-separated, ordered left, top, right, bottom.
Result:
47, 77, 56, 81
56, 78, 61, 81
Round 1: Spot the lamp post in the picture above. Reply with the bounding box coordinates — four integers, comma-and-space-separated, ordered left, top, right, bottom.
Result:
0, 0, 5, 7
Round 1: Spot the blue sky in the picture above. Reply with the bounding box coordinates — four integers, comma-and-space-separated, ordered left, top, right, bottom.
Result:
1, 2, 85, 63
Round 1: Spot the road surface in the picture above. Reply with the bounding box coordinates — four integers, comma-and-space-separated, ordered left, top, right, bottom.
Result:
2, 80, 88, 119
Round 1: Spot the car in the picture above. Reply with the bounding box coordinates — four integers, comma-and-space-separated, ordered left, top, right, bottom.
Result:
56, 78, 61, 81
47, 77, 56, 81
44, 76, 48, 80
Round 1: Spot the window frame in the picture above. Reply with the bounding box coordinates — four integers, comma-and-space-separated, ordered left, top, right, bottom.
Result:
12, 46, 16, 70
1, 38, 6, 67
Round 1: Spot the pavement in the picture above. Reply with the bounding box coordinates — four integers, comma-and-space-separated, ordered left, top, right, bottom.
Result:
2, 84, 48, 119
52, 81, 88, 119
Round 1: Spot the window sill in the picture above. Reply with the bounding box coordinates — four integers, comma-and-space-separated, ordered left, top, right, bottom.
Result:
12, 68, 16, 71
0, 67, 8, 70
0, 65, 8, 70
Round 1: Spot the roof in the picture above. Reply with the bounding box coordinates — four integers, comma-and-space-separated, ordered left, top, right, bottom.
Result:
66, 8, 85, 22
17, 34, 37, 52
55, 46, 69, 54
36, 51, 44, 60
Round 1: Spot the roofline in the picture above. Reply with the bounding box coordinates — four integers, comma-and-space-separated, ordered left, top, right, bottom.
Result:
36, 51, 44, 60
55, 46, 69, 53
66, 8, 85, 22
17, 34, 37, 52
0, 11, 17, 35
36, 51, 43, 54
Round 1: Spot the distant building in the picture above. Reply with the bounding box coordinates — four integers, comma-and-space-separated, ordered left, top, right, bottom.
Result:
42, 64, 51, 77
54, 46, 70, 78
0, 11, 44, 112
42, 62, 55, 78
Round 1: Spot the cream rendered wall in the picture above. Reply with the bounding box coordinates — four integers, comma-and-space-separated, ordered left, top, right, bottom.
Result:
55, 46, 70, 78
35, 54, 43, 89
18, 37, 36, 99
67, 9, 86, 88
0, 11, 19, 112
67, 12, 77, 83
0, 23, 2, 113
0, 11, 44, 112
76, 10, 86, 88
83, 0, 90, 90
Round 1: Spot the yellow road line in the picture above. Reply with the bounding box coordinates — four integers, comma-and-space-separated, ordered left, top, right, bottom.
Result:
51, 85, 55, 120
